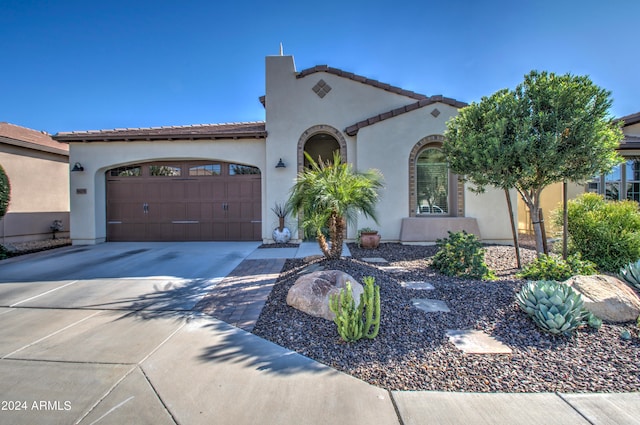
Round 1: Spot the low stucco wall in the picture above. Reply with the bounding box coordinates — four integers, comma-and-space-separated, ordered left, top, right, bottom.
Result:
399, 217, 480, 242
0, 212, 70, 243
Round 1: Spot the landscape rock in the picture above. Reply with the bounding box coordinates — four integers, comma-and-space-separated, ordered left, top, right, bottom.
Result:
565, 274, 640, 323
286, 270, 363, 320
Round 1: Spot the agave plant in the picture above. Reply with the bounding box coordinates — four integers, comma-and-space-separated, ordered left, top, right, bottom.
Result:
516, 280, 593, 336
619, 260, 640, 291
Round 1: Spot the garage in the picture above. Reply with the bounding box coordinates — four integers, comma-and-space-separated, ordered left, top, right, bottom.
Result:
106, 160, 261, 241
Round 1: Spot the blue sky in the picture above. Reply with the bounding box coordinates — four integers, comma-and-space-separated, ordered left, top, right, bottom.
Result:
2, 0, 638, 134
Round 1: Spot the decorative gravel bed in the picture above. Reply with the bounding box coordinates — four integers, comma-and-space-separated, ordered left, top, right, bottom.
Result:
1, 238, 71, 258
253, 243, 640, 393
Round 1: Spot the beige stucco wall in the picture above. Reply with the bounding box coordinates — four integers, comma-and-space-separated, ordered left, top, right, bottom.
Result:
68, 139, 266, 244
355, 104, 460, 241
264, 55, 515, 243
0, 145, 69, 242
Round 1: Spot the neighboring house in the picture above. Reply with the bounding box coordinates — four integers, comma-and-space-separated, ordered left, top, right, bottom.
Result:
517, 111, 640, 237
0, 122, 70, 243
51, 54, 529, 244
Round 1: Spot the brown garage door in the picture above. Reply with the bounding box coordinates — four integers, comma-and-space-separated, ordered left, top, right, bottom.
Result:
106, 161, 261, 241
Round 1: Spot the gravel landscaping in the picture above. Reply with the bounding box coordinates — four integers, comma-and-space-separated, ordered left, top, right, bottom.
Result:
253, 242, 640, 393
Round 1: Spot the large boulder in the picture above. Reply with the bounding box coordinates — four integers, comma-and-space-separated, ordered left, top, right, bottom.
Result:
565, 274, 640, 323
286, 270, 363, 320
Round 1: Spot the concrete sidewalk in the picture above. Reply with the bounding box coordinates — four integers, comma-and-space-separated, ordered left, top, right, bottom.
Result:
0, 242, 637, 424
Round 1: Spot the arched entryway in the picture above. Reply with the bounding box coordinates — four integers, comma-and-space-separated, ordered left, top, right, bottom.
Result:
296, 125, 348, 239
297, 124, 347, 171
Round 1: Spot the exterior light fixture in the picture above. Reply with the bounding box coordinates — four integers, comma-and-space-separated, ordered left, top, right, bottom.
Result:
275, 158, 286, 168
71, 162, 84, 172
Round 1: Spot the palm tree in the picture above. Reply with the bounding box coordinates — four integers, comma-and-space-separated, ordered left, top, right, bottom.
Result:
287, 152, 383, 259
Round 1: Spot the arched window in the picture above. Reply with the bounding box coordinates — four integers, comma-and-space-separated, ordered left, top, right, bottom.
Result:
409, 135, 463, 217
416, 148, 448, 215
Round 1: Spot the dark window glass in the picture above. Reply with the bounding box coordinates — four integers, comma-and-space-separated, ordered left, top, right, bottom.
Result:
416, 148, 448, 214
150, 165, 181, 177
229, 164, 260, 175
189, 164, 221, 176
109, 166, 142, 177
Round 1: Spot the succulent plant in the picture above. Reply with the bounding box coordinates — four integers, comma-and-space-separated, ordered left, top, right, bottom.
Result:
619, 260, 640, 291
516, 280, 593, 336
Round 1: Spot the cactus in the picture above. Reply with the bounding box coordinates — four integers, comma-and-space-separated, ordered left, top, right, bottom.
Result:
619, 260, 640, 291
516, 280, 596, 336
361, 276, 381, 339
329, 276, 380, 342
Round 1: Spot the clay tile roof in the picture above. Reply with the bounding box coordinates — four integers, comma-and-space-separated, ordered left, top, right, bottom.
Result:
617, 111, 640, 127
296, 65, 429, 101
0, 122, 68, 155
53, 121, 267, 142
344, 95, 468, 136
619, 135, 640, 151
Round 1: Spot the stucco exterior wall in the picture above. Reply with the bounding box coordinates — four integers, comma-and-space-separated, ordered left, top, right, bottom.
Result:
264, 55, 431, 240
0, 145, 69, 242
68, 139, 265, 244
355, 104, 459, 241
263, 54, 515, 243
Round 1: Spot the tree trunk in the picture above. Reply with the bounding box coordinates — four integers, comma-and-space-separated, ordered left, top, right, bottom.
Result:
329, 214, 345, 259
504, 188, 521, 268
516, 187, 545, 256
539, 209, 548, 254
316, 231, 330, 258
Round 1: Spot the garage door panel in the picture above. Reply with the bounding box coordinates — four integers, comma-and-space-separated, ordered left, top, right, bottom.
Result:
107, 161, 261, 241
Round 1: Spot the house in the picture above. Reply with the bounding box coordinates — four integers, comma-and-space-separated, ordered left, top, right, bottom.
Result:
52, 54, 527, 245
0, 122, 70, 243
517, 111, 640, 237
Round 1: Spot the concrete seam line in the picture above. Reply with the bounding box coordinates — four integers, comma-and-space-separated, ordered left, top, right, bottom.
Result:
9, 280, 80, 307
137, 320, 187, 365
72, 364, 138, 425
555, 392, 597, 425
388, 390, 406, 425
2, 310, 102, 359
139, 366, 179, 425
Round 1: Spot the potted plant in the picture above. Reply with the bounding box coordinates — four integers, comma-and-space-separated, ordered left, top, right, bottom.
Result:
358, 227, 380, 249
271, 203, 291, 243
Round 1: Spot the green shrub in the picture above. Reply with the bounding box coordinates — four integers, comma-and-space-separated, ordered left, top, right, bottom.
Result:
0, 164, 10, 219
559, 193, 640, 272
516, 280, 600, 336
517, 253, 597, 281
329, 276, 380, 342
432, 231, 495, 280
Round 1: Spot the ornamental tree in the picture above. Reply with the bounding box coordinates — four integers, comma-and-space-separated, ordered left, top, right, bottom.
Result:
287, 151, 383, 259
0, 164, 10, 219
444, 71, 623, 255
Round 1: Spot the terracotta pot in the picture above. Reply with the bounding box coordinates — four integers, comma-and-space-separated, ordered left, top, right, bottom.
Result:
360, 232, 380, 249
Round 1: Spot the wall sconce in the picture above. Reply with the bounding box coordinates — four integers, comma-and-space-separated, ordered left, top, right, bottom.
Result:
71, 162, 84, 172
275, 158, 286, 169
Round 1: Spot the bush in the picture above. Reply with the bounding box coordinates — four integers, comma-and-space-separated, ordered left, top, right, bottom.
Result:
517, 253, 597, 281
0, 164, 10, 219
560, 193, 640, 273
432, 231, 495, 280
